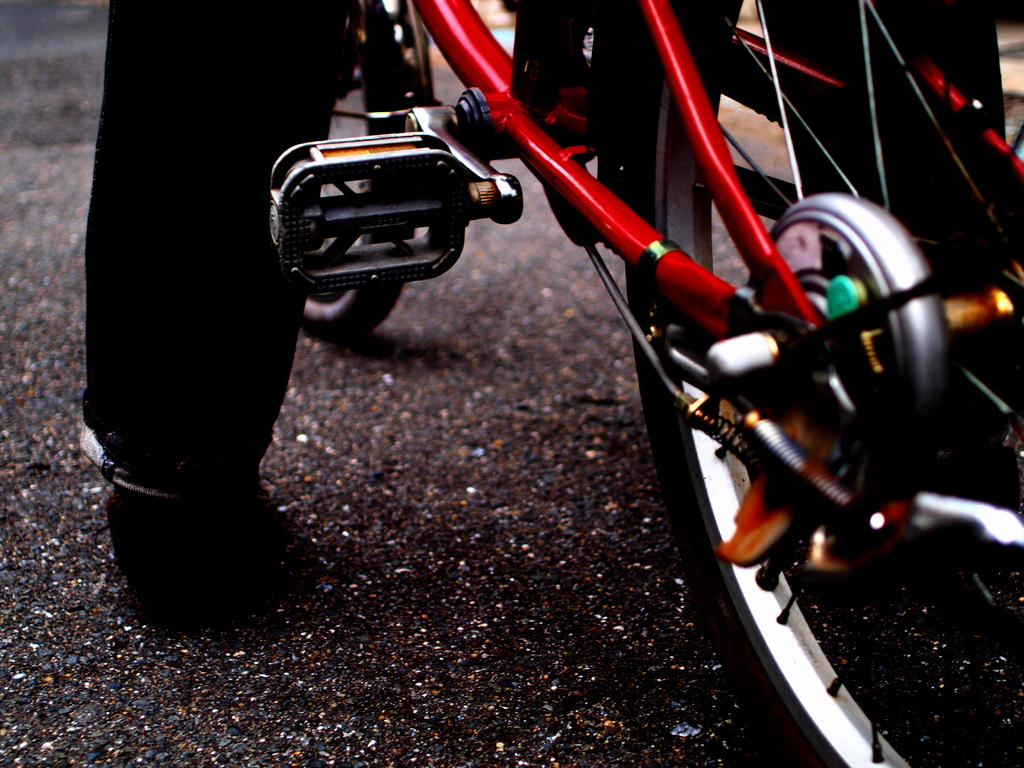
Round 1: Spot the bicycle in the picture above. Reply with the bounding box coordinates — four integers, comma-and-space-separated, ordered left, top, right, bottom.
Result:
269, 1, 1024, 765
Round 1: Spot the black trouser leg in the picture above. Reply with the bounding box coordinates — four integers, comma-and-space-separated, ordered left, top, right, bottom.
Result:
83, 1, 345, 495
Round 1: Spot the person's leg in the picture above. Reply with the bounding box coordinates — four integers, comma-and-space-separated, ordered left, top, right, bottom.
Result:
82, 1, 345, 616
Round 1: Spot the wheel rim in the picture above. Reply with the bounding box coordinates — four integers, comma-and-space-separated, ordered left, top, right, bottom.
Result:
679, 395, 909, 767
645, 5, 1021, 765
654, 96, 911, 766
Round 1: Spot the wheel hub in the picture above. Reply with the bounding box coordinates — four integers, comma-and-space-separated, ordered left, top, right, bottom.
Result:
772, 193, 948, 425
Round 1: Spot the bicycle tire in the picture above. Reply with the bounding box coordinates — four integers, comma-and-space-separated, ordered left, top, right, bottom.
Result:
631, 96, 901, 768
302, 284, 404, 343
300, 0, 434, 344
592, 2, 1019, 766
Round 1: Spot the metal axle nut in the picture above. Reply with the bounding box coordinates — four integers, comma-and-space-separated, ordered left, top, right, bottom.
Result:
944, 285, 1014, 338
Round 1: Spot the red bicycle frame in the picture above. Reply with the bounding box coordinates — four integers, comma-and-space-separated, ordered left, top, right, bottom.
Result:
413, 0, 821, 341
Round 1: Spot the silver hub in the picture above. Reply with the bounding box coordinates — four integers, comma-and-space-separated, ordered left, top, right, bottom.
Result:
773, 193, 948, 424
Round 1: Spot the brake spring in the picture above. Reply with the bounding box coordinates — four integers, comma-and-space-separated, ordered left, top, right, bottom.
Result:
686, 400, 761, 470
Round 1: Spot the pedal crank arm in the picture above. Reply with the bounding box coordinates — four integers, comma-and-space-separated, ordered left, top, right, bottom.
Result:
407, 97, 523, 225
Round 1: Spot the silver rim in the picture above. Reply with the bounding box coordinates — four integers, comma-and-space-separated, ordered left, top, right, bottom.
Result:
654, 79, 912, 767
678, 398, 909, 768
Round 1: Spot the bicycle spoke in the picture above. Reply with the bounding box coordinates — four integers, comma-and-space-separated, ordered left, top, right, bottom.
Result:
721, 124, 793, 208
956, 363, 1024, 445
728, 16, 861, 197
754, 0, 803, 200
863, 0, 1007, 241
859, 0, 890, 210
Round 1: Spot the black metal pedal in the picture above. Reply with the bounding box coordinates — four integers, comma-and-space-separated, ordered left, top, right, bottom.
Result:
269, 131, 520, 293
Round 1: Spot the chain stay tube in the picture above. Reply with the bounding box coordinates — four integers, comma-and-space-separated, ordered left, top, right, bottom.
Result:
416, 0, 828, 339
912, 53, 1024, 188
733, 28, 846, 90
495, 100, 736, 339
638, 0, 819, 325
414, 0, 737, 338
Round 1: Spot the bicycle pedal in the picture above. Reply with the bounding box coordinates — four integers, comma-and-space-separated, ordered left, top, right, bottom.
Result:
269, 133, 520, 293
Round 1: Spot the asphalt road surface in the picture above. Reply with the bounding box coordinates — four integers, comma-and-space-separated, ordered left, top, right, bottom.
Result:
0, 3, 755, 767
3, 3, 1023, 768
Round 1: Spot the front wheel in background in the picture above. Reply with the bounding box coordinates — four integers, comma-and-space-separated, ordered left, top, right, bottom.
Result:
301, 0, 432, 342
301, 284, 403, 344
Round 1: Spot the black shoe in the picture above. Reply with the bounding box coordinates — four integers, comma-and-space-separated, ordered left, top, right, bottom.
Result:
105, 487, 286, 625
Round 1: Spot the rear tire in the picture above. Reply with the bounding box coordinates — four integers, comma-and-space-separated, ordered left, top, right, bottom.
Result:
625, 96, 902, 768
592, 1, 1010, 765
303, 284, 405, 345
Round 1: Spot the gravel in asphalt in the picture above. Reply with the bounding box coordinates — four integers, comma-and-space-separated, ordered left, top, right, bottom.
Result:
0, 4, 753, 766
3, 4, 1024, 768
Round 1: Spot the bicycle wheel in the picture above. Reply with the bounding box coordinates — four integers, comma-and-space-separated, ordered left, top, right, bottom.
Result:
593, 2, 1022, 766
300, 0, 434, 343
